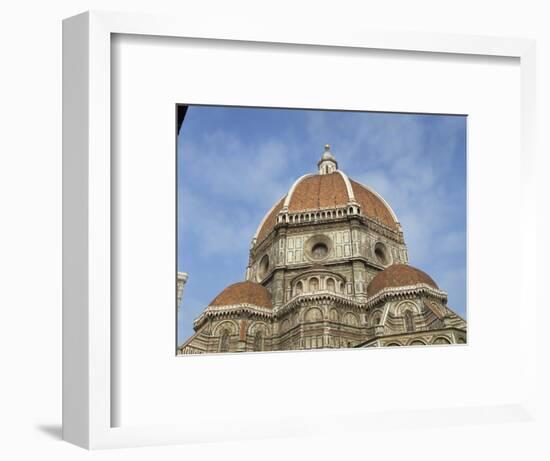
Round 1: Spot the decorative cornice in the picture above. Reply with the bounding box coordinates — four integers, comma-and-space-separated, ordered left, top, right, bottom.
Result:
191, 284, 449, 330
193, 303, 274, 329
251, 200, 404, 256
356, 326, 467, 348
364, 284, 448, 309
288, 267, 347, 285
275, 291, 361, 317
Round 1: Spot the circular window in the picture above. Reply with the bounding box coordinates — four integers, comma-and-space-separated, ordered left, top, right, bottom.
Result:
258, 255, 270, 280
374, 242, 390, 265
311, 242, 328, 260
305, 234, 332, 261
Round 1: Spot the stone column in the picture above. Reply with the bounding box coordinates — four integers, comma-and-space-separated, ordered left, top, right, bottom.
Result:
177, 272, 189, 308
237, 318, 248, 352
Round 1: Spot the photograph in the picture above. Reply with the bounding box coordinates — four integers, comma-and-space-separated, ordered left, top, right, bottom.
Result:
176, 105, 467, 354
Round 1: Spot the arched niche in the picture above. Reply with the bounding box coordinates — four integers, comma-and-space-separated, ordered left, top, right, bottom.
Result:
433, 337, 452, 345
309, 277, 319, 292
213, 320, 238, 336
395, 300, 420, 316
343, 312, 359, 326
370, 309, 383, 326
281, 318, 291, 332
326, 277, 336, 292
218, 330, 230, 352
404, 310, 415, 332
248, 321, 269, 337
294, 280, 304, 297
305, 307, 323, 322
253, 331, 264, 351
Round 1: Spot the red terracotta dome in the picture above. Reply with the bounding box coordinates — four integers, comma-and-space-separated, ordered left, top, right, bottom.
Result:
255, 172, 399, 244
209, 281, 273, 309
367, 264, 438, 297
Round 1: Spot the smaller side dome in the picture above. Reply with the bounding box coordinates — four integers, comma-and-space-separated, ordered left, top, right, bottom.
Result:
209, 281, 273, 309
368, 264, 438, 297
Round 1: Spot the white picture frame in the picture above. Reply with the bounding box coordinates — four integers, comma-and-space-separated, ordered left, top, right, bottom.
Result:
62, 10, 538, 450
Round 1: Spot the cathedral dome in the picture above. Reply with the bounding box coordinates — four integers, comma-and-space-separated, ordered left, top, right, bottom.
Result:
367, 264, 438, 297
209, 281, 273, 309
254, 145, 399, 244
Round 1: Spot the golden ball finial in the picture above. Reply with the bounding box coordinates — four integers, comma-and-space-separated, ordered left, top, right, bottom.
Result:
324, 143, 331, 151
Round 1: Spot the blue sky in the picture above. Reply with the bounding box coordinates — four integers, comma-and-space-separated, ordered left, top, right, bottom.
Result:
177, 106, 467, 344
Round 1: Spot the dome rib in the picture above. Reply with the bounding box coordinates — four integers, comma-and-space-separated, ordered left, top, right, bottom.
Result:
255, 196, 286, 244
336, 170, 356, 202
350, 180, 398, 230
283, 173, 314, 209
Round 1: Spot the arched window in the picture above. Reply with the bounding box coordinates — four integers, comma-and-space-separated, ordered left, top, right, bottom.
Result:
433, 337, 451, 345
374, 242, 389, 265
309, 277, 319, 292
291, 312, 299, 326
219, 330, 230, 353
282, 319, 291, 331
326, 278, 335, 292
253, 332, 263, 351
313, 242, 328, 258
404, 310, 415, 332
305, 307, 323, 322
258, 255, 270, 280
343, 312, 358, 326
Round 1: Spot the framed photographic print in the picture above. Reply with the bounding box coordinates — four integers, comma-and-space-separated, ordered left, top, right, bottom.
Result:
63, 11, 537, 450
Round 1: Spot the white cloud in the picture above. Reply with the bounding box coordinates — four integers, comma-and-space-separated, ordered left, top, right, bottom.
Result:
439, 230, 467, 255
178, 188, 258, 258
436, 267, 467, 317
177, 130, 308, 259
181, 131, 293, 209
